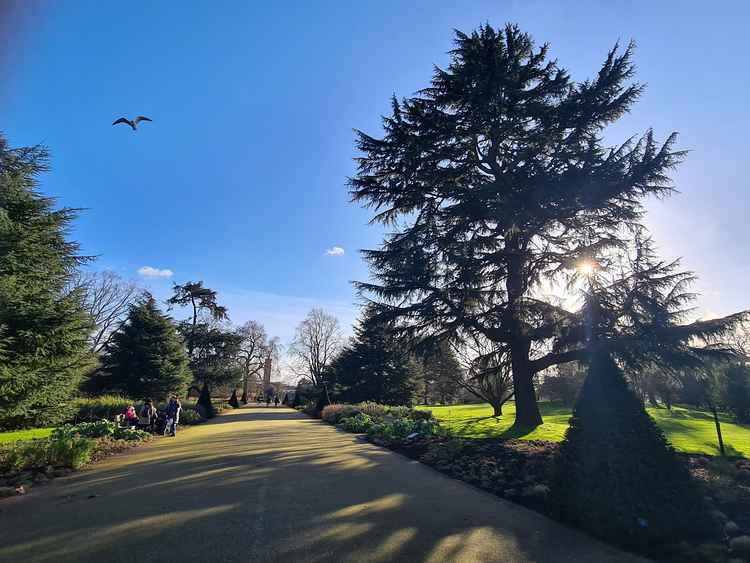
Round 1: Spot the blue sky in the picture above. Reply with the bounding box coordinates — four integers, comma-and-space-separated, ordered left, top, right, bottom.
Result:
3, 1, 749, 349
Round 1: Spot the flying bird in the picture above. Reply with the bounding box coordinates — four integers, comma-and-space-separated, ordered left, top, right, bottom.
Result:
112, 116, 152, 131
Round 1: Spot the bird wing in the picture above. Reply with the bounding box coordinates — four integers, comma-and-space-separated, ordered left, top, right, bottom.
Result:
112, 118, 131, 126
133, 116, 152, 124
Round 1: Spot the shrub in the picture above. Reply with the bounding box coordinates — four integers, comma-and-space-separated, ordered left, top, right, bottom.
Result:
338, 413, 375, 433
47, 434, 96, 469
367, 417, 441, 442
321, 404, 345, 423
356, 402, 388, 419
322, 404, 361, 424
550, 348, 714, 550
0, 440, 50, 472
0, 434, 96, 472
179, 409, 204, 425
72, 395, 131, 423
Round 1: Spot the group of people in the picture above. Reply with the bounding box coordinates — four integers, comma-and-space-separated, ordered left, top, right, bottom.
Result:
123, 396, 182, 436
254, 393, 285, 407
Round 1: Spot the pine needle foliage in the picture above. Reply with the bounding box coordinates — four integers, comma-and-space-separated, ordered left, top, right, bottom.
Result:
349, 23, 745, 427
99, 295, 192, 401
328, 307, 420, 406
0, 137, 94, 429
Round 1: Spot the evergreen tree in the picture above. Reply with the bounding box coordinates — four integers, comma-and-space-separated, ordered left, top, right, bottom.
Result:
551, 346, 713, 548
724, 363, 750, 423
350, 24, 744, 426
419, 341, 463, 405
329, 307, 419, 405
196, 381, 216, 418
228, 389, 240, 408
99, 295, 191, 401
167, 281, 228, 356
0, 138, 93, 428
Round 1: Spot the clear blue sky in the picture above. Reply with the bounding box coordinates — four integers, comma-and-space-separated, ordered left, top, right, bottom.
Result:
2, 0, 749, 347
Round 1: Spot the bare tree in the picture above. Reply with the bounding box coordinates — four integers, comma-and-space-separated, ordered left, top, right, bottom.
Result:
72, 270, 142, 354
451, 331, 514, 417
288, 308, 342, 388
237, 320, 270, 401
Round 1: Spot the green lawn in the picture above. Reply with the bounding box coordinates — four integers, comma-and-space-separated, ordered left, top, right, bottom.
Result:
0, 427, 55, 444
420, 402, 750, 458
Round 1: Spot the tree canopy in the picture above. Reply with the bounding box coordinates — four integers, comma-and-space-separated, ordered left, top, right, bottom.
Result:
350, 23, 744, 426
0, 138, 94, 428
98, 295, 191, 400
329, 307, 420, 405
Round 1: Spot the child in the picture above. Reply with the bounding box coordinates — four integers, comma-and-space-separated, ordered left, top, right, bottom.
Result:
124, 405, 138, 426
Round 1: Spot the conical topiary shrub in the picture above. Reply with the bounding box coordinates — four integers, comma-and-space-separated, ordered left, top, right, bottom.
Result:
196, 382, 216, 419
229, 389, 239, 408
550, 347, 713, 549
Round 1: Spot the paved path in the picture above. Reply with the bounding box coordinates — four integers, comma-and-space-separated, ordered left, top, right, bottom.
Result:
0, 406, 644, 562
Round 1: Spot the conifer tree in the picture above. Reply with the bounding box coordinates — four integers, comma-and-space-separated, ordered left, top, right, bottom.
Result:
350, 24, 744, 426
100, 295, 191, 400
550, 345, 713, 548
329, 307, 419, 405
0, 138, 93, 428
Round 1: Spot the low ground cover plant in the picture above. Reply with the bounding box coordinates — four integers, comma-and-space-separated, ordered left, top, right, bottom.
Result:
320, 402, 440, 443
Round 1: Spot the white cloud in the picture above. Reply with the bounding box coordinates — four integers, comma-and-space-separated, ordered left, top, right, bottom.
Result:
325, 245, 345, 256
137, 266, 174, 279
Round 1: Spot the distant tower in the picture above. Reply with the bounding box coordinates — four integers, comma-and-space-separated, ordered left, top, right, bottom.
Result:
263, 356, 272, 388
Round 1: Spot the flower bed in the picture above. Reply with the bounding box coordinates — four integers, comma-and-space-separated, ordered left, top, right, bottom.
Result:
0, 420, 152, 498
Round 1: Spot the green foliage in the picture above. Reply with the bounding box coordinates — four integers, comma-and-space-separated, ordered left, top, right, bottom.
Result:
53, 421, 149, 442
0, 138, 94, 429
196, 382, 216, 419
97, 296, 192, 401
367, 417, 441, 442
328, 306, 420, 406
178, 408, 204, 425
0, 427, 54, 444
338, 413, 375, 433
0, 433, 96, 472
349, 23, 745, 427
321, 404, 360, 424
179, 321, 243, 390
324, 402, 440, 442
539, 370, 585, 406
550, 349, 713, 549
724, 364, 750, 423
72, 395, 131, 423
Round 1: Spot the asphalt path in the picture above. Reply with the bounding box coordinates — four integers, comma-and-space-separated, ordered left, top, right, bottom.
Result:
0, 405, 645, 562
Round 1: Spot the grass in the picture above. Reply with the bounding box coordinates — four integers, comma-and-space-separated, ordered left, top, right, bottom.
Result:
0, 427, 55, 444
419, 402, 750, 457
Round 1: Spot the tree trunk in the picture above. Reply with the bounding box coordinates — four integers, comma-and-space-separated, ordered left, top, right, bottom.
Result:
710, 403, 726, 457
510, 339, 543, 427
491, 401, 503, 417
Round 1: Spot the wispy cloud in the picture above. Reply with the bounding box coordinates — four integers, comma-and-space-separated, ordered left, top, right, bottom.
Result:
137, 266, 174, 279
325, 245, 345, 256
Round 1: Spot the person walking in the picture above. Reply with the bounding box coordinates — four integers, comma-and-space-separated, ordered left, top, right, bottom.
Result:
164, 396, 182, 437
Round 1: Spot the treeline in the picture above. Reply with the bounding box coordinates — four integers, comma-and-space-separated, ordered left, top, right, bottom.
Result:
0, 135, 277, 429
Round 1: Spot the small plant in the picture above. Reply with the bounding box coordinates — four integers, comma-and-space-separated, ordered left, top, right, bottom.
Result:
47, 435, 96, 469
338, 413, 375, 433
179, 409, 204, 425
